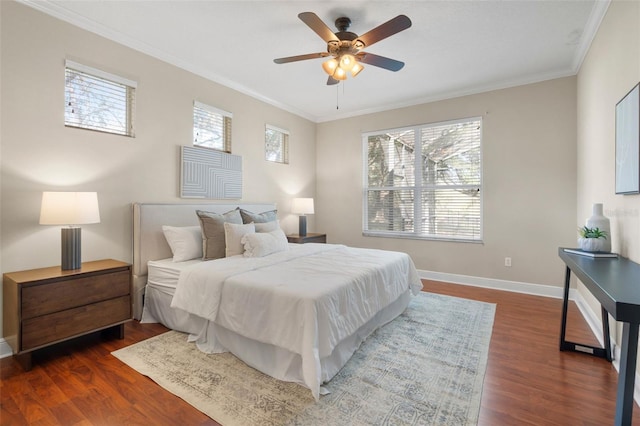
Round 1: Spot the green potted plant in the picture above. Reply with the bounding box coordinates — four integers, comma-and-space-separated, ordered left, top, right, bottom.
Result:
578, 226, 608, 252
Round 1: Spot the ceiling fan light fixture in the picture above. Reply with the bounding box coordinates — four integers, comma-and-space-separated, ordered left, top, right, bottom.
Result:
339, 54, 356, 71
322, 58, 339, 75
333, 66, 347, 80
351, 62, 364, 77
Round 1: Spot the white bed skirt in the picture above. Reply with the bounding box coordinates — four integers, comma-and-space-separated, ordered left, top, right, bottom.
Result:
141, 285, 208, 335
142, 284, 413, 394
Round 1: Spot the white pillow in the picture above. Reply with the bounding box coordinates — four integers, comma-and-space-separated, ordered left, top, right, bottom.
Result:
255, 220, 280, 233
242, 229, 289, 258
162, 225, 203, 262
224, 222, 255, 257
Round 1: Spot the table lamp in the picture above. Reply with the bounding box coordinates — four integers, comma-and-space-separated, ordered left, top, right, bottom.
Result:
292, 197, 314, 237
39, 192, 100, 270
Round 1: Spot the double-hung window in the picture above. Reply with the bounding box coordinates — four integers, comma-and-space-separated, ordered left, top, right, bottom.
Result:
64, 60, 136, 137
265, 124, 289, 164
363, 117, 482, 241
193, 101, 232, 152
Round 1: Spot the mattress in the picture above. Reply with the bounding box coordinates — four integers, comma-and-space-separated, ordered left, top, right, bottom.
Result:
141, 258, 206, 334
146, 258, 201, 291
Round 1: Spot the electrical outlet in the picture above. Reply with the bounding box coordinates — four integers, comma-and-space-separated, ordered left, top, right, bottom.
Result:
504, 257, 512, 267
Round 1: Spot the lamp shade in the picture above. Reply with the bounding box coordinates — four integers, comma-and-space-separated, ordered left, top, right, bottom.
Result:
322, 58, 338, 75
351, 62, 364, 77
292, 198, 314, 215
40, 192, 100, 225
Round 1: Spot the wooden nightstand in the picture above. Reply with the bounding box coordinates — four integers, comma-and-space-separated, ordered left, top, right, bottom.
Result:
2, 259, 132, 370
287, 233, 327, 244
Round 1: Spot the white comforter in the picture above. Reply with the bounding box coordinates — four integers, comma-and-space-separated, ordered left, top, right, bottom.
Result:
171, 243, 422, 399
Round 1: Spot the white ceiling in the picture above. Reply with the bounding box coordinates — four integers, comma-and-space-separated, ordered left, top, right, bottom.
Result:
22, 0, 609, 123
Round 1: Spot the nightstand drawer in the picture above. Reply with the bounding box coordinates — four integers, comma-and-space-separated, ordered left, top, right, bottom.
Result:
21, 295, 131, 350
287, 233, 327, 244
21, 269, 130, 319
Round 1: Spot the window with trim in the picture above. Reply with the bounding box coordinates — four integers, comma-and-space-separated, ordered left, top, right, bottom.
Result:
65, 60, 136, 137
363, 117, 482, 241
193, 101, 232, 152
265, 124, 289, 164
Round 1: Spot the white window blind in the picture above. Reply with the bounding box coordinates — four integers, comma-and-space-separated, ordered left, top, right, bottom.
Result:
64, 60, 136, 137
265, 124, 289, 164
193, 101, 232, 152
363, 117, 482, 241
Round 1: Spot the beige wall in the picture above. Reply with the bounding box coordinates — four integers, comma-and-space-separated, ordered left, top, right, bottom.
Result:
0, 2, 317, 332
576, 0, 640, 337
578, 0, 640, 261
317, 77, 578, 287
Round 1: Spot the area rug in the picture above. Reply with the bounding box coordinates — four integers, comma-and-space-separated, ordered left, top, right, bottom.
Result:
112, 292, 495, 425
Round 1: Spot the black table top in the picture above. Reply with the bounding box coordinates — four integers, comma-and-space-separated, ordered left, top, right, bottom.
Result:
559, 248, 640, 323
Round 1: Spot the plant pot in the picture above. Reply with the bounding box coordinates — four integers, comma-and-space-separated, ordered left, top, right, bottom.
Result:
578, 237, 606, 252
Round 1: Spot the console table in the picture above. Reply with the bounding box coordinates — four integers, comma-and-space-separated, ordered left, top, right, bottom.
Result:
559, 248, 640, 426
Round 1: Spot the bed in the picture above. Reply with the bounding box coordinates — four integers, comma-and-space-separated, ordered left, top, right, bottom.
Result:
132, 202, 422, 400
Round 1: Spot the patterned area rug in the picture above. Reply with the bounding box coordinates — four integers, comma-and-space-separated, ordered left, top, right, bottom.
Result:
112, 292, 495, 425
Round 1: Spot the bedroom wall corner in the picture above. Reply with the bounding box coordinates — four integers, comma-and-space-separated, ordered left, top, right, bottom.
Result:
577, 0, 640, 264
575, 0, 640, 350
316, 77, 578, 288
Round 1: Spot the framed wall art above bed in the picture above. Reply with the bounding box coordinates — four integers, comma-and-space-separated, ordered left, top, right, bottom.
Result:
180, 146, 243, 199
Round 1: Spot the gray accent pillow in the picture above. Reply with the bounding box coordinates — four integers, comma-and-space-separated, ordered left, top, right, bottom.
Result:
196, 208, 243, 260
239, 208, 278, 224
255, 220, 279, 233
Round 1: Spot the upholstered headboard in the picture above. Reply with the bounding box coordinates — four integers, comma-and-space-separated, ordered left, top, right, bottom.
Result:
131, 202, 276, 319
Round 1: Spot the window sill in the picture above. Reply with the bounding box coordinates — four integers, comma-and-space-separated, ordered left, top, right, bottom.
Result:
362, 231, 483, 244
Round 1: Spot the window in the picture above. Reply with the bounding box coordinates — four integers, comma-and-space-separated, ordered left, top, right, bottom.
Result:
193, 101, 232, 152
363, 117, 482, 241
265, 124, 289, 164
64, 60, 136, 137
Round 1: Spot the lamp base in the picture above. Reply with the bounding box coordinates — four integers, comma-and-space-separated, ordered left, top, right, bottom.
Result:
61, 227, 82, 270
298, 215, 307, 237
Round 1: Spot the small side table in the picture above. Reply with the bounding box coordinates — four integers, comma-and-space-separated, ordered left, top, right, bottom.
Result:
287, 233, 327, 244
3, 259, 132, 371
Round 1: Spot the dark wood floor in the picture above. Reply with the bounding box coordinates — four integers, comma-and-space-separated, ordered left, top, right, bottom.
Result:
2, 281, 639, 425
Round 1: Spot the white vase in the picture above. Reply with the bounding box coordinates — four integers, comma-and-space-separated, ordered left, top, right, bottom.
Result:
585, 203, 611, 252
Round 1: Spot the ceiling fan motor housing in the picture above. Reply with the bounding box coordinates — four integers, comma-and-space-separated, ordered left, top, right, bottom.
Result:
329, 17, 362, 55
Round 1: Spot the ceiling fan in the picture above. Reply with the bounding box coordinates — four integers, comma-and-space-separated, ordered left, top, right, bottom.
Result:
274, 12, 412, 85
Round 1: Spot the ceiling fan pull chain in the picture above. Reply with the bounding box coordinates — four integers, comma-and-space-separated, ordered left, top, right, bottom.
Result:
336, 85, 340, 109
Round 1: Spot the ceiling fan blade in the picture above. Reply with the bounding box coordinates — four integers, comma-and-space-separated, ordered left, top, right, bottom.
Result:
356, 15, 412, 48
274, 52, 330, 64
327, 76, 339, 85
298, 12, 340, 43
357, 52, 405, 71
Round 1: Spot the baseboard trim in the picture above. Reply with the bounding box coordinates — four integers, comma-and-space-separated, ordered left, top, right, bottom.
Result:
0, 338, 13, 359
418, 269, 576, 300
418, 269, 640, 407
